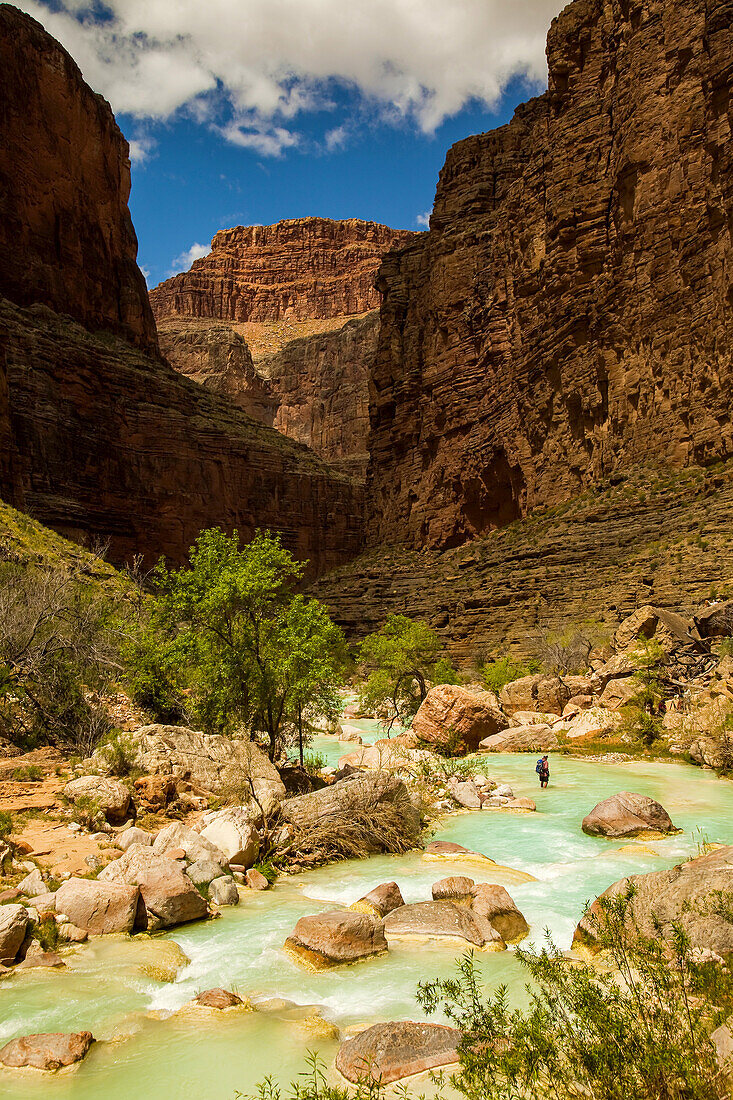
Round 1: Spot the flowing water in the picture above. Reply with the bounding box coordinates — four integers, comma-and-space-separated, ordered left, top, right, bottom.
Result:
3, 747, 733, 1100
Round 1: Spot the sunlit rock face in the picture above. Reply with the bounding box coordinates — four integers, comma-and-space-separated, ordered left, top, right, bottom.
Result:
367, 0, 733, 551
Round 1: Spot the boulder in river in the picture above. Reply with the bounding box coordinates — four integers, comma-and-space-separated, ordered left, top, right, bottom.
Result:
0, 904, 29, 963
581, 792, 678, 837
153, 822, 229, 868
383, 901, 505, 949
479, 725, 558, 753
54, 878, 139, 935
351, 881, 405, 918
0, 1031, 94, 1070
336, 1021, 461, 1083
208, 876, 239, 906
284, 910, 388, 969
99, 844, 207, 930
200, 809, 260, 867
411, 684, 508, 754
194, 988, 249, 1010
432, 876, 475, 903
574, 845, 733, 956
472, 884, 529, 943
63, 775, 131, 825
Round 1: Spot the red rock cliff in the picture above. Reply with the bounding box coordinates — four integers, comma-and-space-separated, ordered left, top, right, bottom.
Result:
367, 0, 733, 550
0, 3, 158, 355
149, 219, 414, 323
0, 4, 362, 575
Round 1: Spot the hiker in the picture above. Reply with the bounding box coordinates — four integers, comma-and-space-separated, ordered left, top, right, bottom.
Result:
535, 754, 550, 789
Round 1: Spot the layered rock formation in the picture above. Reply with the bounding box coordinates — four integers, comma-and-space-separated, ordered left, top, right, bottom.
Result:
149, 219, 412, 323
150, 220, 409, 479
0, 5, 362, 575
367, 0, 733, 550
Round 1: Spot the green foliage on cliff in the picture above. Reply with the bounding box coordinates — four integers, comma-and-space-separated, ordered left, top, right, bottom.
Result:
358, 614, 458, 732
481, 655, 541, 694
126, 528, 346, 761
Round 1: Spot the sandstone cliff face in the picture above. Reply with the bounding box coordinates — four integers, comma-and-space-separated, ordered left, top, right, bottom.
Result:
261, 312, 379, 480
0, 4, 158, 356
0, 6, 362, 575
368, 0, 733, 550
157, 320, 277, 424
149, 219, 414, 323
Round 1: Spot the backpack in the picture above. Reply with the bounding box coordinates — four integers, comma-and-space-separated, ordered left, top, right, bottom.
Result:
535, 758, 543, 774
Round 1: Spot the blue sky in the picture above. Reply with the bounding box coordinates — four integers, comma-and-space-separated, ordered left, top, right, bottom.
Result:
120, 77, 538, 288
17, 0, 565, 287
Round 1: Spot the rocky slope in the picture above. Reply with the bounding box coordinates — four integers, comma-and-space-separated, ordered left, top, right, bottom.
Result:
149, 219, 413, 323
150, 219, 411, 478
0, 5, 362, 575
313, 462, 733, 661
366, 0, 733, 550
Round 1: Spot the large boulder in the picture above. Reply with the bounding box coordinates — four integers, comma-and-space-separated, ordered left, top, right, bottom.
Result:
695, 601, 733, 639
0, 1032, 94, 1070
0, 904, 29, 963
581, 792, 678, 837
432, 876, 475, 903
479, 725, 558, 752
471, 884, 529, 942
383, 901, 504, 949
99, 844, 207, 929
351, 882, 405, 918
54, 878, 140, 935
557, 706, 623, 737
208, 876, 239, 906
284, 910, 387, 968
613, 605, 702, 654
336, 1021, 461, 1084
411, 685, 508, 754
152, 822, 228, 868
447, 776, 482, 809
280, 771, 422, 856
200, 809, 260, 868
92, 725, 285, 801
116, 826, 154, 851
63, 775, 131, 825
499, 676, 572, 717
597, 678, 639, 711
574, 846, 733, 956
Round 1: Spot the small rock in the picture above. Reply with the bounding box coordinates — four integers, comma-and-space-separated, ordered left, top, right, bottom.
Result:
351, 881, 404, 918
208, 876, 239, 906
57, 923, 88, 944
17, 951, 66, 970
116, 826, 154, 851
195, 987, 246, 1009
17, 868, 46, 898
187, 859, 226, 887
244, 868, 269, 891
336, 1021, 461, 1084
432, 876, 475, 903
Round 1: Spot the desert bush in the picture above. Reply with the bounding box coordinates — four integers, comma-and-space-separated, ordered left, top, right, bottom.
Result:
33, 915, 60, 952
302, 751, 326, 776
69, 793, 104, 830
481, 656, 541, 694
11, 765, 43, 782
95, 730, 142, 779
0, 810, 12, 839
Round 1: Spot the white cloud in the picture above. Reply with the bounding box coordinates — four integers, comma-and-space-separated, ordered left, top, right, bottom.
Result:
168, 242, 210, 276
325, 125, 348, 152
17, 0, 564, 148
416, 210, 432, 228
127, 136, 155, 165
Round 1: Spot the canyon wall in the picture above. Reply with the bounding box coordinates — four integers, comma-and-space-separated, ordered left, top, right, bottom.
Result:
367, 0, 733, 550
0, 4, 158, 356
0, 4, 362, 575
150, 218, 409, 477
149, 219, 413, 323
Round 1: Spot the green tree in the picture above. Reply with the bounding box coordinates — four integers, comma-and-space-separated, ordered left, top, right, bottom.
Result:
134, 528, 345, 761
620, 636, 666, 747
358, 615, 458, 733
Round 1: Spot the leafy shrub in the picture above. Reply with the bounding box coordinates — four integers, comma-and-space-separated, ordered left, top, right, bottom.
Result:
481, 656, 540, 694
0, 810, 12, 839
95, 730, 142, 779
12, 765, 43, 782
69, 794, 104, 830
33, 915, 60, 952
252, 858, 278, 885
358, 615, 448, 732
302, 751, 326, 776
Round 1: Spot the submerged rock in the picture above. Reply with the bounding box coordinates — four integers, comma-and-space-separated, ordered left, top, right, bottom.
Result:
284, 910, 387, 969
383, 901, 504, 949
0, 1031, 94, 1070
336, 1021, 461, 1083
581, 792, 678, 837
